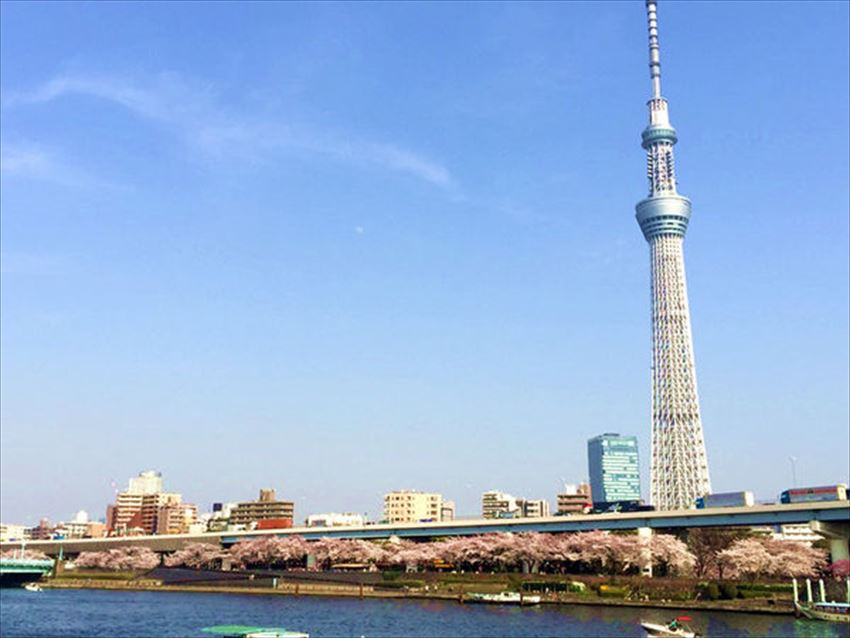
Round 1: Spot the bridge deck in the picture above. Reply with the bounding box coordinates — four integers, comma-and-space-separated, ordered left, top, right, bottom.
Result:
3, 501, 847, 555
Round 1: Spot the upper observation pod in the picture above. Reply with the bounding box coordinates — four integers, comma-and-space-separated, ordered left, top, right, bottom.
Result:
635, 0, 692, 241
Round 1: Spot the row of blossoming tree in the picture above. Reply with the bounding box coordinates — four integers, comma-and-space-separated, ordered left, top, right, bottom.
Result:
72, 531, 829, 579
0, 549, 50, 560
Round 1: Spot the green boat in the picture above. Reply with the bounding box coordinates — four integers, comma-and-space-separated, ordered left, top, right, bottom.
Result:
202, 626, 309, 638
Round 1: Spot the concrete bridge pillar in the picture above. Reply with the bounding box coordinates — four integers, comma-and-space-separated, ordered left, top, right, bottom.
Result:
809, 521, 850, 562
638, 527, 653, 577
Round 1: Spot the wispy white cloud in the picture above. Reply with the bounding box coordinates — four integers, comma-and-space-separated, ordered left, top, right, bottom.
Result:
0, 144, 50, 175
4, 75, 173, 120
366, 143, 452, 189
0, 141, 121, 190
5, 73, 457, 191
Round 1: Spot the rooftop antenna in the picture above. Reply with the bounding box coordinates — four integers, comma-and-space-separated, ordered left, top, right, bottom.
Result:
645, 0, 663, 99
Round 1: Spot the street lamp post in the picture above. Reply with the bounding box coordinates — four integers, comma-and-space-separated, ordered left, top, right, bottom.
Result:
789, 456, 798, 488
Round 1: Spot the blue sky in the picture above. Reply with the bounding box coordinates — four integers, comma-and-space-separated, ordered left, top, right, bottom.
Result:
1, 1, 848, 525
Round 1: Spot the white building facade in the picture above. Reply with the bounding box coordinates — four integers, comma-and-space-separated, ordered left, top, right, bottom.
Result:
383, 491, 443, 523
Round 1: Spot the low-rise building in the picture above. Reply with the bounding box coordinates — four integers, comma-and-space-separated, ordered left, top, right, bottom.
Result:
440, 500, 456, 522
483, 491, 550, 519
306, 513, 365, 527
557, 483, 593, 515
519, 499, 550, 518
383, 490, 443, 523
205, 502, 238, 532
156, 503, 198, 535
229, 489, 294, 527
482, 491, 520, 519
28, 518, 54, 540
772, 523, 824, 545
0, 523, 29, 543
54, 511, 107, 539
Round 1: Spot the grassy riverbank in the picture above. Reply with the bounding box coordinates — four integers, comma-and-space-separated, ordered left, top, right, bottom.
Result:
41, 570, 796, 616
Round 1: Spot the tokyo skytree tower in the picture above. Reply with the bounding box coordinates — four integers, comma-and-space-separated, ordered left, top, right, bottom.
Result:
635, 0, 711, 510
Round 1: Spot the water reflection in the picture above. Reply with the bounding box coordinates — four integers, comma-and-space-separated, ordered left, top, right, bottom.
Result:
0, 589, 848, 638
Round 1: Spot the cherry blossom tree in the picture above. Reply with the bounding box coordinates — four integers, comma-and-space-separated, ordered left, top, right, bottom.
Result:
716, 538, 773, 580
164, 543, 229, 569
826, 559, 850, 578
75, 546, 159, 571
432, 537, 467, 569
557, 530, 640, 575
762, 538, 826, 578
310, 538, 377, 568
1, 549, 50, 560
230, 536, 310, 569
649, 534, 696, 576
717, 537, 825, 580
502, 533, 548, 573
386, 541, 437, 571
548, 533, 585, 571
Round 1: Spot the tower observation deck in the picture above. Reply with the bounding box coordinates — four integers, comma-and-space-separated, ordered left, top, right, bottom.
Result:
636, 0, 711, 510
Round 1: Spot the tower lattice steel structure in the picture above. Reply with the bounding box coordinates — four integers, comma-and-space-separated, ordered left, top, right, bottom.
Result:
636, 0, 711, 510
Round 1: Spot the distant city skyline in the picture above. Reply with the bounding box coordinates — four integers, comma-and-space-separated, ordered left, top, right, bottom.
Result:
1, 2, 848, 524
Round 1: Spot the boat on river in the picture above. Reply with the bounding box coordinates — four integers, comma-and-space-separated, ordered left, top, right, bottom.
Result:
793, 577, 850, 624
202, 626, 309, 638
0, 557, 54, 588
640, 617, 698, 638
464, 591, 541, 605
796, 601, 850, 623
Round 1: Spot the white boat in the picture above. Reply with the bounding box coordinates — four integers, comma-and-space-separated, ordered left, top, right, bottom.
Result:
202, 627, 308, 638
640, 617, 698, 638
795, 601, 850, 623
23, 583, 43, 592
465, 591, 541, 605
793, 577, 850, 624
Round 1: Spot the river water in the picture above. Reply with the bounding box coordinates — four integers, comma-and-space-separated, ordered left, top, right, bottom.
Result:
0, 588, 845, 637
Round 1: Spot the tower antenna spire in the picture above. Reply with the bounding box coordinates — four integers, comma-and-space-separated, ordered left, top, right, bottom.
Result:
646, 0, 662, 98
635, 0, 712, 510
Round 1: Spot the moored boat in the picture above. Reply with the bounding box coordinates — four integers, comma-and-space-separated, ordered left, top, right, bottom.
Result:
0, 558, 54, 588
201, 626, 309, 638
464, 591, 541, 606
792, 577, 850, 624
795, 601, 850, 623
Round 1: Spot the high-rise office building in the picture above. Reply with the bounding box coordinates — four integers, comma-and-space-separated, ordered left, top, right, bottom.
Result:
635, 1, 712, 510
587, 434, 641, 507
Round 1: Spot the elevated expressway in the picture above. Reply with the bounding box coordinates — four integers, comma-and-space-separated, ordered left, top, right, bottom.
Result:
3, 501, 848, 559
